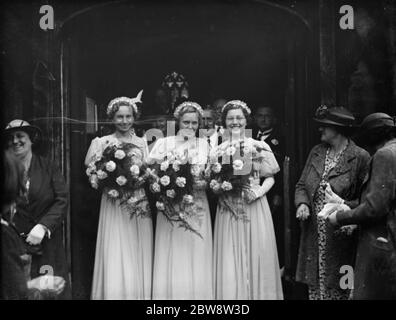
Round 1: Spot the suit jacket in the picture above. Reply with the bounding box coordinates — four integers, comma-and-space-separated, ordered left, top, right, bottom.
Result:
294, 141, 370, 287
1, 219, 29, 300
337, 139, 396, 299
13, 155, 70, 298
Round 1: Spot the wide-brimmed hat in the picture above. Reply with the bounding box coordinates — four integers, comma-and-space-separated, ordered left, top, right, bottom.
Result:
313, 105, 355, 127
360, 112, 396, 131
4, 119, 42, 142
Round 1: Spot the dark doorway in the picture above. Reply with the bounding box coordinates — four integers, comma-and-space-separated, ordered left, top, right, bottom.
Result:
61, 1, 312, 299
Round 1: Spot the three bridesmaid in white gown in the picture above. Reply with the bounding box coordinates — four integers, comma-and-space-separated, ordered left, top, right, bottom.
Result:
85, 97, 283, 300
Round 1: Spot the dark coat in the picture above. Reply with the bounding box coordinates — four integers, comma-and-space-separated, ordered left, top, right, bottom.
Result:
336, 139, 396, 299
1, 219, 29, 300
294, 141, 370, 288
13, 154, 70, 298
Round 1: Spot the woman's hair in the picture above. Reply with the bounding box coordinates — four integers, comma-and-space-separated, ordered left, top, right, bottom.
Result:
221, 104, 252, 128
107, 101, 137, 120
2, 150, 26, 207
176, 105, 203, 124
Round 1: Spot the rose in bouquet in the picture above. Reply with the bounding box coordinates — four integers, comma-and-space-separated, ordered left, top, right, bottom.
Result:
86, 142, 151, 218
147, 149, 203, 237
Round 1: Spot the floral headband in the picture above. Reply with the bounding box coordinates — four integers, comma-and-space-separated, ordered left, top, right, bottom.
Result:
106, 90, 143, 117
173, 101, 204, 119
221, 100, 251, 115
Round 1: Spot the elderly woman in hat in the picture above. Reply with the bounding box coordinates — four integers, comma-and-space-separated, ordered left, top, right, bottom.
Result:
4, 119, 70, 299
295, 106, 370, 300
328, 113, 396, 299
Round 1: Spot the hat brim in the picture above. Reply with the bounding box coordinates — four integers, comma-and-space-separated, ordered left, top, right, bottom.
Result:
313, 118, 355, 128
4, 125, 42, 140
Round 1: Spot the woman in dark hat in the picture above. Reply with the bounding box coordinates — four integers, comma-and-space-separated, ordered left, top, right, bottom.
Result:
328, 112, 396, 299
4, 119, 70, 299
294, 106, 370, 300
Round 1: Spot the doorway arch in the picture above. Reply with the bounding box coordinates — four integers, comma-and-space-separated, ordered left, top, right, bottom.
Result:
59, 0, 313, 299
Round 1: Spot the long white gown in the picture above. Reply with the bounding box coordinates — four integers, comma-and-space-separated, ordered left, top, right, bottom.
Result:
85, 134, 153, 300
213, 138, 284, 300
148, 135, 214, 300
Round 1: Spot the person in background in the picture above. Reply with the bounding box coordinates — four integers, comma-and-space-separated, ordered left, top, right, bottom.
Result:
252, 106, 285, 269
4, 119, 70, 299
212, 98, 228, 127
328, 112, 396, 299
201, 106, 218, 228
1, 150, 65, 299
201, 106, 217, 147
211, 98, 227, 146
295, 106, 370, 300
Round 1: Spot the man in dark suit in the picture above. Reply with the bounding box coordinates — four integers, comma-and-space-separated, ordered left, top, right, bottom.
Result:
252, 106, 285, 269
328, 113, 396, 299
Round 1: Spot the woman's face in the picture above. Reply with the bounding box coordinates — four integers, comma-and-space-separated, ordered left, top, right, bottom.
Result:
319, 126, 338, 144
178, 112, 199, 137
7, 130, 33, 158
225, 108, 247, 135
113, 105, 134, 133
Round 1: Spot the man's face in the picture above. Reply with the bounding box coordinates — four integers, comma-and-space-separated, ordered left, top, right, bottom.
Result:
213, 99, 227, 126
255, 107, 275, 131
202, 110, 215, 129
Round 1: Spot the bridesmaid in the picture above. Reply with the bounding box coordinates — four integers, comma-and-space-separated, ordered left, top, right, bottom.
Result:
85, 95, 153, 300
148, 101, 213, 300
213, 100, 283, 300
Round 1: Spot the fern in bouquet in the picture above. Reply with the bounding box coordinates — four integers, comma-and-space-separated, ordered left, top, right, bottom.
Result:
206, 139, 265, 219
86, 142, 151, 217
147, 149, 205, 237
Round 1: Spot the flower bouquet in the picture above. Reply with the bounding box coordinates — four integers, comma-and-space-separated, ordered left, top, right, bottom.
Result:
86, 142, 151, 217
147, 149, 203, 237
206, 139, 265, 219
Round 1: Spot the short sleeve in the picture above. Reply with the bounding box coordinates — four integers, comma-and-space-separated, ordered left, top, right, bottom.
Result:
84, 137, 102, 166
146, 137, 166, 164
254, 140, 280, 178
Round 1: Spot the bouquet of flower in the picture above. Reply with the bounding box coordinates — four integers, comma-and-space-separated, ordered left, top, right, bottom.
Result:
206, 139, 265, 219
86, 142, 151, 217
147, 149, 204, 237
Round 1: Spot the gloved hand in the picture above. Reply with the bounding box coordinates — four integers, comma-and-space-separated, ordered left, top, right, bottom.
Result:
26, 224, 47, 246
327, 203, 351, 226
296, 203, 310, 221
28, 275, 66, 297
243, 184, 266, 204
325, 183, 345, 204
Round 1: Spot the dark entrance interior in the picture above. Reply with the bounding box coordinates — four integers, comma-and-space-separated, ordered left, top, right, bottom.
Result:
61, 1, 312, 299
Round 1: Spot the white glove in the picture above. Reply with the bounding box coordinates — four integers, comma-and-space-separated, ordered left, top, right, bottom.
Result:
296, 203, 310, 221
325, 183, 344, 204
243, 184, 266, 204
26, 224, 47, 245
